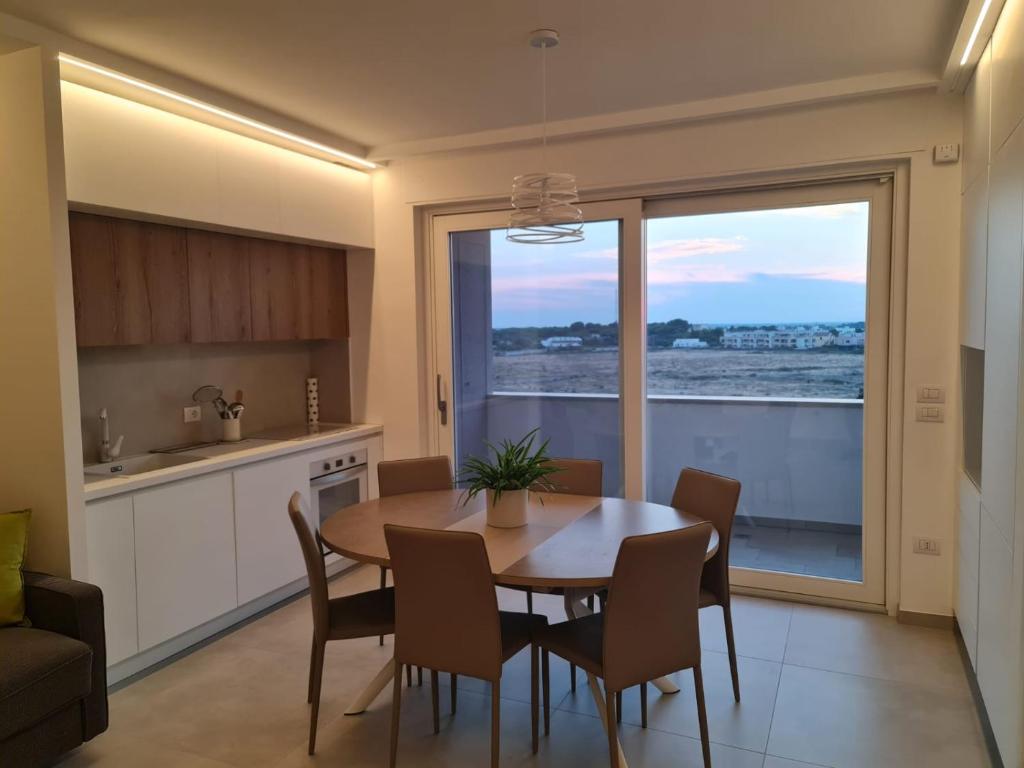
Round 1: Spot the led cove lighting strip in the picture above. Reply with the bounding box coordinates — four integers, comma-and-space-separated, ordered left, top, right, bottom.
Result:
960, 0, 994, 66
58, 54, 377, 170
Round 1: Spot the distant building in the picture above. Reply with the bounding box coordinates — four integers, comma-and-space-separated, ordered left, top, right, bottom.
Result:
723, 329, 833, 350
540, 336, 583, 349
835, 331, 865, 346
672, 338, 708, 349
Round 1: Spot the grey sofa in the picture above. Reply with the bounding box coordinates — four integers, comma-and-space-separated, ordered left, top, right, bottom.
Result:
0, 572, 108, 766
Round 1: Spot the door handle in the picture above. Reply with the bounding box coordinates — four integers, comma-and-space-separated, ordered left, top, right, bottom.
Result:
436, 374, 448, 426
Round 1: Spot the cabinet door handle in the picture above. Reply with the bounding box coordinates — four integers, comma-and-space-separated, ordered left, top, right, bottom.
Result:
436, 374, 448, 426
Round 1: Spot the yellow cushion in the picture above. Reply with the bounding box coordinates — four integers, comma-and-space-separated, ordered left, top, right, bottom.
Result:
0, 509, 31, 627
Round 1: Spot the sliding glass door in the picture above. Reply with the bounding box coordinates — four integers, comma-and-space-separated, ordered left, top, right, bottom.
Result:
644, 180, 892, 603
431, 201, 643, 497
430, 179, 892, 604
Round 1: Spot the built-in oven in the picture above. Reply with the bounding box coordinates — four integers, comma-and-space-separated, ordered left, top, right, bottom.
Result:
309, 448, 368, 565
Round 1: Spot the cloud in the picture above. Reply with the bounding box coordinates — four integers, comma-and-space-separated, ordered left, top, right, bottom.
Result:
647, 237, 746, 264
743, 202, 868, 220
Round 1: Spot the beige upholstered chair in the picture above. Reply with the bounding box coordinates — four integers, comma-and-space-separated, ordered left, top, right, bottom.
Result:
384, 525, 549, 767
534, 523, 715, 768
672, 467, 742, 703
376, 456, 454, 682
287, 493, 395, 755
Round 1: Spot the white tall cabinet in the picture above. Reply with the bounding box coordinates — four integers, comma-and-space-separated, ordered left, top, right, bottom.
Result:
958, 2, 1024, 763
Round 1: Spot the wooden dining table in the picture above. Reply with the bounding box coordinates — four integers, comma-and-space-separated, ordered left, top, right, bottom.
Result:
319, 488, 719, 768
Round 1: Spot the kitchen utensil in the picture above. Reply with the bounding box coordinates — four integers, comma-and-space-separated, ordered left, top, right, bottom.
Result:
192, 385, 223, 404
227, 402, 245, 419
213, 397, 229, 418
235, 389, 244, 404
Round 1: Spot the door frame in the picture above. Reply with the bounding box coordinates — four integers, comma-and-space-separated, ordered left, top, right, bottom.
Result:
422, 162, 906, 610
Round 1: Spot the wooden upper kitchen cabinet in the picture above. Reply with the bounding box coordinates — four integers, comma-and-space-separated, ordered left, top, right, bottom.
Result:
69, 212, 190, 346
250, 239, 348, 341
70, 212, 348, 345
187, 229, 252, 343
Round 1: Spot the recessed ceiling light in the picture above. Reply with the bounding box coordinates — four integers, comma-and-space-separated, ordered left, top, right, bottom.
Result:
57, 54, 377, 171
960, 0, 994, 66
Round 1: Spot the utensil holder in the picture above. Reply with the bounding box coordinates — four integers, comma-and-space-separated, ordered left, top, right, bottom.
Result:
222, 418, 242, 442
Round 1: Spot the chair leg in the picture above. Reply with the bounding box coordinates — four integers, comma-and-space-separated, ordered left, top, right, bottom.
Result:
616, 691, 622, 723
542, 649, 551, 735
693, 665, 711, 768
570, 663, 577, 692
531, 644, 539, 754
451, 673, 458, 714
389, 663, 403, 768
723, 602, 741, 702
431, 669, 440, 734
418, 666, 423, 687
526, 587, 534, 614
640, 681, 647, 728
379, 566, 387, 646
308, 640, 325, 755
491, 680, 501, 768
605, 688, 620, 768
306, 636, 316, 703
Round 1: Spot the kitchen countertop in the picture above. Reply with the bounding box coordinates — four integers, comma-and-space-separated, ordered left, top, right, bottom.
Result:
83, 423, 382, 502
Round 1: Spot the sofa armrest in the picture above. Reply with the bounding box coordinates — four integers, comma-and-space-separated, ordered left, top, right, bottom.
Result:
22, 572, 109, 740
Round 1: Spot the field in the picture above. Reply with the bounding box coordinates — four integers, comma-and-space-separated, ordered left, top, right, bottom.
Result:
492, 348, 864, 398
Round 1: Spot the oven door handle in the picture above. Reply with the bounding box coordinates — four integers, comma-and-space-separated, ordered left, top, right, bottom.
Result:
310, 465, 367, 488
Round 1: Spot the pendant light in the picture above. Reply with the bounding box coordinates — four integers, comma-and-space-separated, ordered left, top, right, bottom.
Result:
507, 28, 585, 244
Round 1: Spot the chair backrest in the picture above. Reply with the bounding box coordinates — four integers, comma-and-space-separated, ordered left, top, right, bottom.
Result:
670, 468, 740, 603
384, 524, 503, 682
378, 456, 453, 497
602, 522, 713, 691
288, 492, 330, 641
540, 457, 603, 496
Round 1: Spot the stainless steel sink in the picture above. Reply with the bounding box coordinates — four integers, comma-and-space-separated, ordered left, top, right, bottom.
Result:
84, 453, 205, 477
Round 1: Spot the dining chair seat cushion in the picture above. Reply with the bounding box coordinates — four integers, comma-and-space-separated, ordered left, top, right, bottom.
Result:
326, 586, 396, 641
532, 613, 604, 676
499, 610, 549, 661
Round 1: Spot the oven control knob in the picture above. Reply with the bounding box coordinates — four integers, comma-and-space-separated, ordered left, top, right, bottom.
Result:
348, 455, 356, 464
322, 462, 331, 472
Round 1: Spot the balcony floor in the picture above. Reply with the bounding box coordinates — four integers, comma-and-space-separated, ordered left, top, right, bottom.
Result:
730, 518, 863, 581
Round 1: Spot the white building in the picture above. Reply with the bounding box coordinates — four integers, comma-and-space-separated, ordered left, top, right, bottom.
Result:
540, 336, 583, 349
672, 338, 708, 349
835, 331, 865, 346
723, 329, 833, 350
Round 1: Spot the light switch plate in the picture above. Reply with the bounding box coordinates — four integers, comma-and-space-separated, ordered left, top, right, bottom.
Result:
913, 537, 941, 555
934, 143, 960, 164
916, 405, 944, 422
183, 405, 202, 423
916, 386, 945, 403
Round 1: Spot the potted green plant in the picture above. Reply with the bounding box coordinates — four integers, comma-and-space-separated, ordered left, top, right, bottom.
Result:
458, 429, 562, 528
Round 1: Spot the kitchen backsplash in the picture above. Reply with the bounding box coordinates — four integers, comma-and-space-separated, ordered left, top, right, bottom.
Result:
78, 340, 351, 463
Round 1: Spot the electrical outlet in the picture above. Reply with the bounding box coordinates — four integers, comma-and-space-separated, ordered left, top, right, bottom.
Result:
183, 405, 202, 423
933, 143, 960, 164
913, 537, 941, 556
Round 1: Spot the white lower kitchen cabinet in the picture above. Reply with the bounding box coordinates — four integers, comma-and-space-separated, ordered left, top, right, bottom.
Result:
84, 496, 138, 665
133, 472, 238, 650
233, 455, 311, 605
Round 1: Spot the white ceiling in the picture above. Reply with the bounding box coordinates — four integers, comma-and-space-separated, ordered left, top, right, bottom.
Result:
0, 0, 965, 152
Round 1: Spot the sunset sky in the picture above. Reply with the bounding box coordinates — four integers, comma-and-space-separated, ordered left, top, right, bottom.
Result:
486, 201, 870, 328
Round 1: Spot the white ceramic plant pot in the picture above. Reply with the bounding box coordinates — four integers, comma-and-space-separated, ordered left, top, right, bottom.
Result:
486, 489, 529, 528
222, 418, 242, 442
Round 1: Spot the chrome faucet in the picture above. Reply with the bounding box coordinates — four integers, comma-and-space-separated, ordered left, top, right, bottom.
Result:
98, 408, 124, 463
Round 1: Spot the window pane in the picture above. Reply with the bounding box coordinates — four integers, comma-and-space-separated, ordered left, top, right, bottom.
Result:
646, 202, 868, 581
450, 221, 623, 496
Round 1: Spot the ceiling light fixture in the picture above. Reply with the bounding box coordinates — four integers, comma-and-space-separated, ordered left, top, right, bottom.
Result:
57, 54, 378, 171
960, 0, 994, 66
507, 29, 584, 245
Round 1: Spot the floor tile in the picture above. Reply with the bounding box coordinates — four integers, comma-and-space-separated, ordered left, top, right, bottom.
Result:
557, 651, 781, 753
700, 595, 793, 663
767, 664, 991, 768
783, 603, 969, 693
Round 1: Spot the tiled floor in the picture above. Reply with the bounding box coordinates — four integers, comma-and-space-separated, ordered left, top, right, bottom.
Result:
61, 565, 991, 768
731, 520, 863, 581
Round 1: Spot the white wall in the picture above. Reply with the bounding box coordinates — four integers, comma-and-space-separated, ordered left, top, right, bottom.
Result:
364, 88, 964, 617
60, 81, 374, 248
0, 44, 85, 576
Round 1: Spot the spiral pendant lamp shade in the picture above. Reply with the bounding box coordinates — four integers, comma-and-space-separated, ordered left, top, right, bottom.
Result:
507, 172, 585, 244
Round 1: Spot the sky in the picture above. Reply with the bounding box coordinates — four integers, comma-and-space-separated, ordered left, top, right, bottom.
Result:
483, 201, 870, 328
